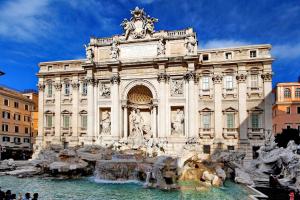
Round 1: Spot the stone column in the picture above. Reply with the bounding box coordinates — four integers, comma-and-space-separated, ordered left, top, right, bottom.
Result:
87, 77, 95, 144
212, 72, 223, 142
71, 79, 79, 146
110, 73, 120, 139
151, 104, 157, 138
236, 64, 248, 142
36, 81, 45, 147
262, 62, 273, 135
54, 78, 62, 144
157, 72, 167, 138
121, 100, 128, 139
185, 70, 197, 138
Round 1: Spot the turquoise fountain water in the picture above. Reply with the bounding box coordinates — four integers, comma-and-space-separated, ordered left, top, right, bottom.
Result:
0, 176, 250, 200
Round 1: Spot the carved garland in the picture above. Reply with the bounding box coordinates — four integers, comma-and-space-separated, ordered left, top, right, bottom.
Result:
54, 83, 62, 91
71, 82, 80, 89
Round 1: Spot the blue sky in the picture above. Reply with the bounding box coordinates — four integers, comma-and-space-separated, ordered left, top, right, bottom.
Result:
0, 0, 299, 91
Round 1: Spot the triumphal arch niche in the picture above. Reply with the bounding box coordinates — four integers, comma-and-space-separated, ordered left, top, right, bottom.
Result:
37, 6, 273, 160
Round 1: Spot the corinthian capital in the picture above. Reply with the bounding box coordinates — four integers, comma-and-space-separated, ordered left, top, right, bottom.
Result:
261, 72, 272, 82
54, 83, 62, 91
157, 73, 169, 83
110, 75, 120, 85
236, 74, 247, 83
71, 82, 80, 89
37, 84, 45, 91
212, 74, 223, 84
184, 71, 196, 82
86, 78, 95, 85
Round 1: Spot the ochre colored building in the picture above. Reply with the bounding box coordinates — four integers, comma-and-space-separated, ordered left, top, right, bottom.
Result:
272, 82, 300, 134
0, 86, 38, 159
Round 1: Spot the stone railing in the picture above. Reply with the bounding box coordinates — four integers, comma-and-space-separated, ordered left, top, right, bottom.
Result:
223, 128, 238, 139
44, 127, 55, 136
167, 30, 187, 37
199, 88, 213, 98
199, 128, 214, 139
248, 128, 264, 139
90, 37, 113, 46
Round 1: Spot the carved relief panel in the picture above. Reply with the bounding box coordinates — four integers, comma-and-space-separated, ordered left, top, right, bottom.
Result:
99, 82, 111, 98
170, 78, 184, 97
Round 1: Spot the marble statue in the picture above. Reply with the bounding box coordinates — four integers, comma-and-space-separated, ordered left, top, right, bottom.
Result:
99, 83, 111, 98
171, 79, 183, 96
157, 38, 165, 56
129, 109, 144, 137
120, 18, 134, 40
171, 109, 184, 135
185, 36, 196, 54
110, 40, 119, 59
84, 44, 94, 63
100, 111, 111, 134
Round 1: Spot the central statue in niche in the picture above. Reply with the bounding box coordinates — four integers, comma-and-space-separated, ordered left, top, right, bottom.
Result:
126, 85, 153, 143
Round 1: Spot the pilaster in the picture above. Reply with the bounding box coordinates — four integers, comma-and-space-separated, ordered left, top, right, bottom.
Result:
54, 77, 62, 144
212, 66, 223, 143
87, 74, 95, 144
71, 77, 79, 145
110, 66, 120, 139
262, 62, 273, 135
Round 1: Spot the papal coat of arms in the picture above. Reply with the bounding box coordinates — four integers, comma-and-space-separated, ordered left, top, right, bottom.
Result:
120, 7, 158, 40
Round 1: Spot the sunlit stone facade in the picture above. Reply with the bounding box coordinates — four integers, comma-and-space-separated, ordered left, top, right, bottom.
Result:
35, 7, 273, 160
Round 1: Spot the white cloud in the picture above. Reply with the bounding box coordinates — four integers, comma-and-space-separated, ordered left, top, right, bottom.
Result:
201, 39, 249, 49
272, 43, 300, 60
0, 0, 52, 41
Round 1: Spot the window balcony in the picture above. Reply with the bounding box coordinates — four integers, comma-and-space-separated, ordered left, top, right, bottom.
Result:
79, 127, 87, 136
248, 128, 264, 139
44, 127, 55, 136
247, 87, 263, 98
199, 88, 212, 98
223, 128, 238, 139
222, 88, 237, 98
199, 128, 214, 139
61, 127, 72, 136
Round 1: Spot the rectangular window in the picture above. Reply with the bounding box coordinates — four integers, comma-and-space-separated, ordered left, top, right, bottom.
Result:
63, 115, 70, 128
2, 136, 10, 142
251, 114, 259, 128
224, 75, 233, 89
14, 137, 21, 144
15, 126, 19, 133
4, 99, 9, 106
81, 115, 87, 129
202, 54, 209, 61
25, 104, 29, 111
250, 50, 257, 58
46, 115, 53, 127
286, 107, 291, 114
24, 138, 30, 143
82, 82, 88, 96
250, 74, 258, 88
225, 52, 232, 59
227, 113, 234, 128
202, 76, 210, 91
48, 66, 52, 71
2, 111, 10, 119
65, 83, 70, 95
202, 114, 211, 129
25, 127, 29, 134
64, 65, 69, 70
14, 102, 19, 108
2, 124, 8, 132
203, 145, 211, 154
297, 107, 300, 114
48, 84, 53, 97
228, 145, 235, 151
